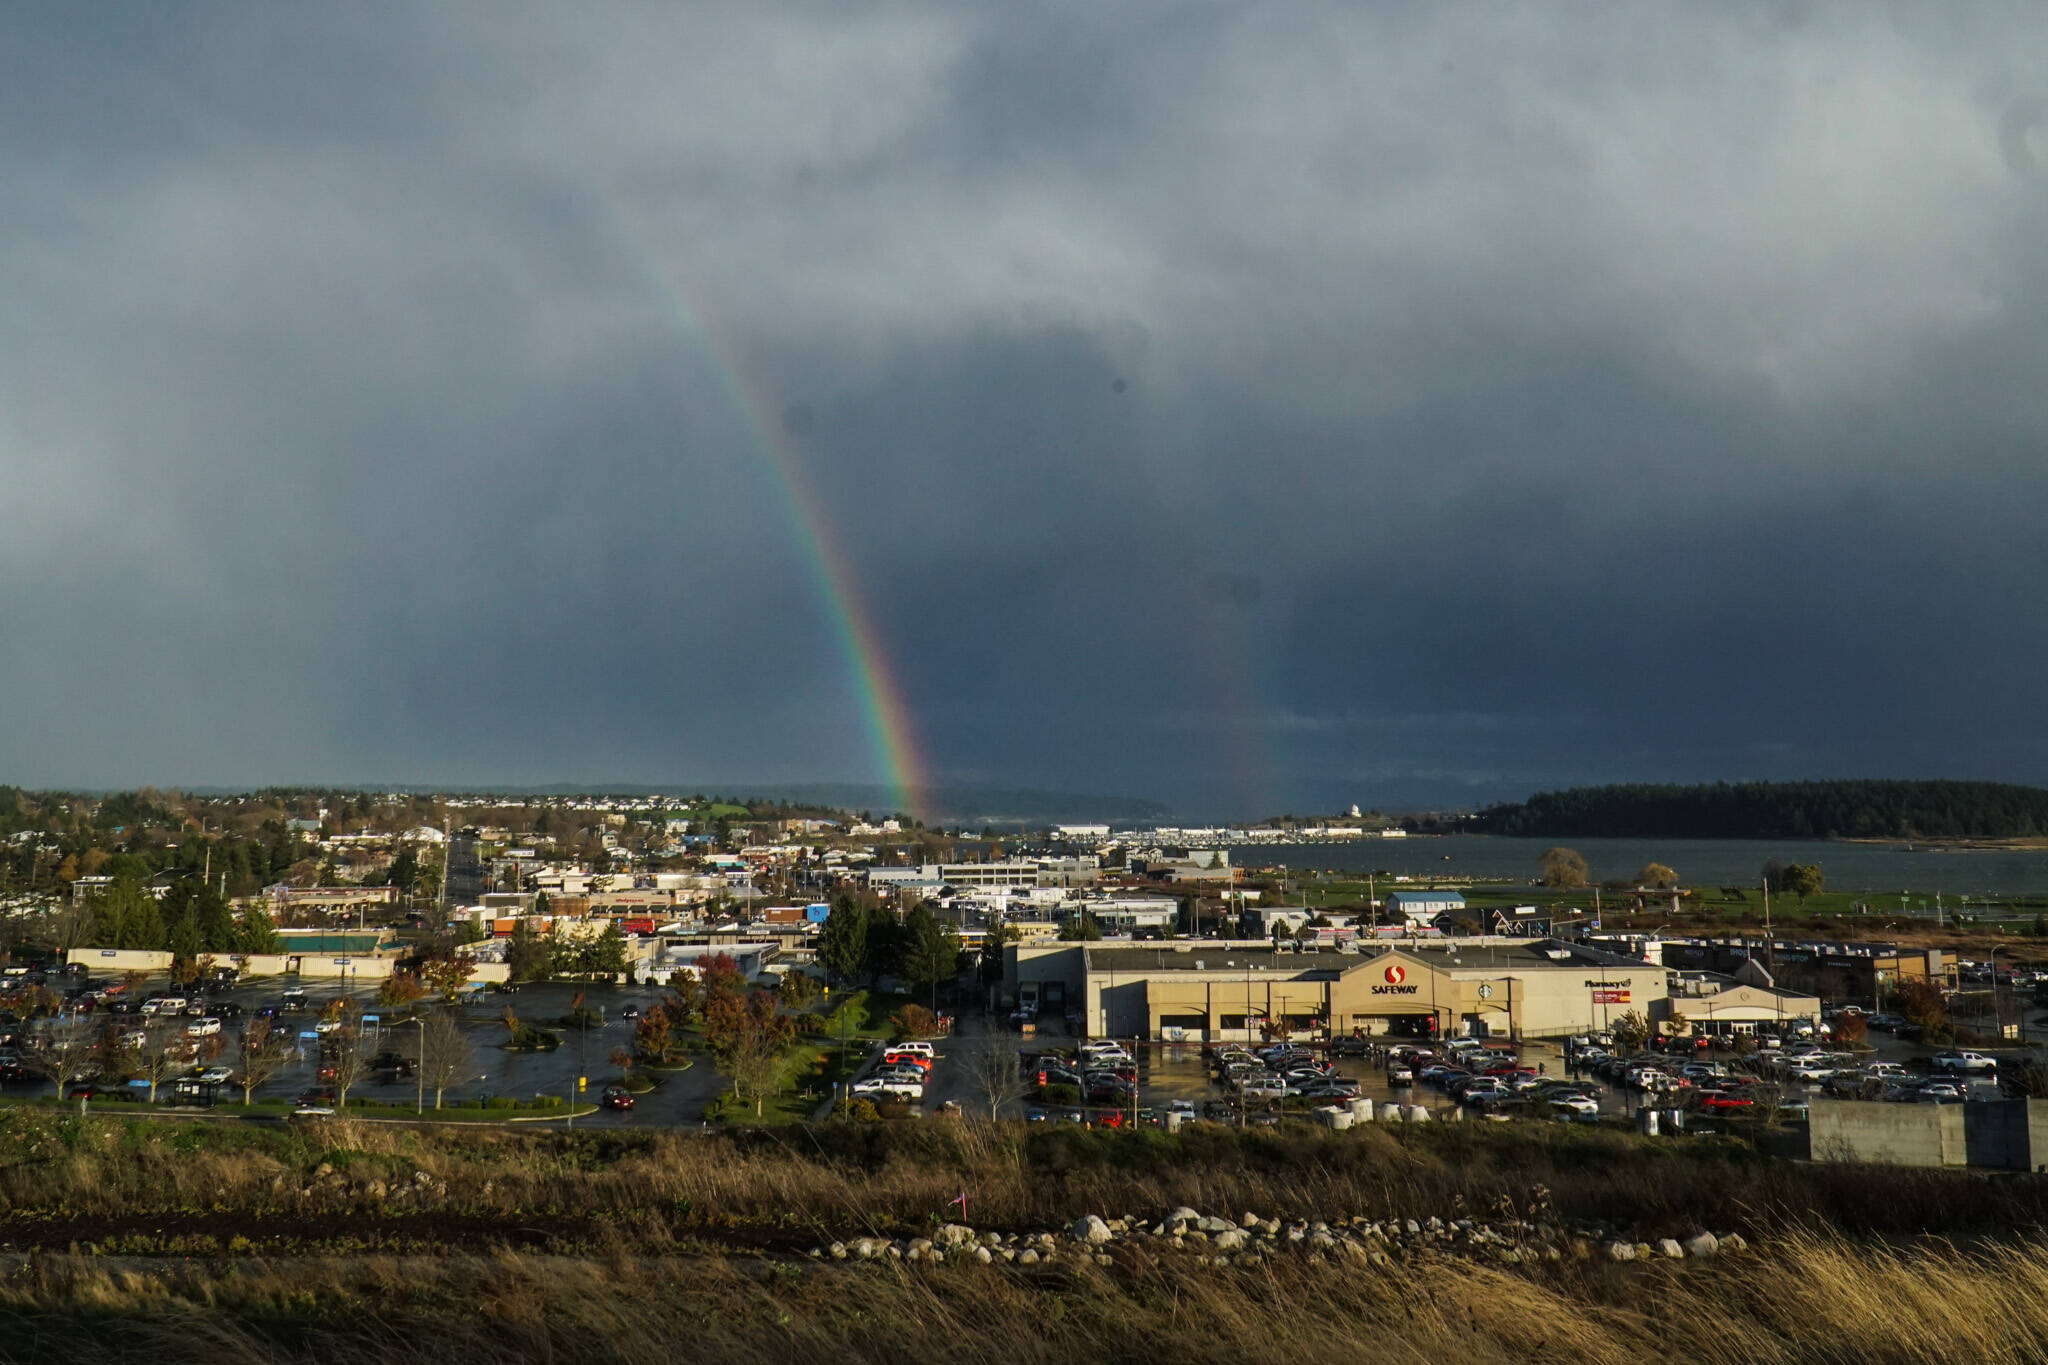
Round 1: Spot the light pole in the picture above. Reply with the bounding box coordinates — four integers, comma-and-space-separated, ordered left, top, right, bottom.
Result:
408, 1015, 425, 1114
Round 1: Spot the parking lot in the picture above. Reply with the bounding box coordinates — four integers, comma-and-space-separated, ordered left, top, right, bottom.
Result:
0, 972, 730, 1123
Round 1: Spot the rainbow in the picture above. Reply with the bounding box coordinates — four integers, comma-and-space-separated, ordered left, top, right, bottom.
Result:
593, 200, 929, 817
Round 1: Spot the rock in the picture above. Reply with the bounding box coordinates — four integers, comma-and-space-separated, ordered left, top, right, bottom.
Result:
829, 1242, 847, 1260
1634, 1243, 1655, 1262
1606, 1241, 1636, 1263
1309, 1231, 1335, 1250
908, 1238, 935, 1260
1169, 1206, 1201, 1226
1072, 1215, 1113, 1245
853, 1239, 877, 1260
1212, 1228, 1248, 1252
1404, 1220, 1421, 1236
999, 1248, 1015, 1262
1683, 1232, 1719, 1259
936, 1224, 976, 1248
1242, 1211, 1261, 1229
885, 1243, 902, 1259
1197, 1215, 1237, 1234
1017, 1248, 1040, 1266
1721, 1233, 1748, 1253
1093, 1254, 1113, 1267
1659, 1239, 1684, 1260
973, 1246, 993, 1264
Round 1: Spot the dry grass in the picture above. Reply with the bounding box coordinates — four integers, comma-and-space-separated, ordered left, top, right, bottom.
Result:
5, 1109, 2048, 1250
4, 1233, 2048, 1364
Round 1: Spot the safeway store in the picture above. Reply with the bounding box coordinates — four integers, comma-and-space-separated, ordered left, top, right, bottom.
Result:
1009, 939, 1669, 1043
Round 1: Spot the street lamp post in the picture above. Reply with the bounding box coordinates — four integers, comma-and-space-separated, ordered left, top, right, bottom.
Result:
409, 1016, 425, 1114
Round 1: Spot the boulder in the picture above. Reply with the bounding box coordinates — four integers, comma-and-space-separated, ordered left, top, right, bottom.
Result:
1682, 1232, 1719, 1259
1606, 1241, 1636, 1263
1071, 1215, 1114, 1245
936, 1224, 976, 1249
1721, 1232, 1748, 1253
1659, 1239, 1684, 1260
1212, 1228, 1248, 1252
973, 1246, 993, 1264
1017, 1248, 1040, 1266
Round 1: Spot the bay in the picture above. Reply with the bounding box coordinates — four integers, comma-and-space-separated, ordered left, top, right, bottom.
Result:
1224, 835, 2048, 898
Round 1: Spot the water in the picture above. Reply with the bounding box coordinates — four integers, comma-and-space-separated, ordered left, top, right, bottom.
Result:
1225, 836, 2048, 897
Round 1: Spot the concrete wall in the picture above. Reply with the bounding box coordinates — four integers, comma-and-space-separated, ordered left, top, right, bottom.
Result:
1963, 1101, 2033, 1171
67, 948, 174, 972
1810, 1100, 1968, 1167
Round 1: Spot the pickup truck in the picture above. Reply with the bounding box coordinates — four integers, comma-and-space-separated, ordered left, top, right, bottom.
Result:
1932, 1051, 1998, 1074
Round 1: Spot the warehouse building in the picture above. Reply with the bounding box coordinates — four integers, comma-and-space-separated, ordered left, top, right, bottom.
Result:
1007, 937, 1669, 1042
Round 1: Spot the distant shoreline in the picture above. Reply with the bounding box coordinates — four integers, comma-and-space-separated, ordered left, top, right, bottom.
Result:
1832, 835, 2048, 851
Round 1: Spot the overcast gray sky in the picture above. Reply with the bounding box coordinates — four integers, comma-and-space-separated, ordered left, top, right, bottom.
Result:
4, 2, 2046, 817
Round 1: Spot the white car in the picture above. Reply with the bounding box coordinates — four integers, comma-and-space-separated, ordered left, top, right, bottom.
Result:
197, 1065, 234, 1084
313, 1018, 347, 1035
1166, 1100, 1199, 1120
1933, 1051, 1997, 1074
853, 1077, 923, 1100
186, 1018, 222, 1038
1239, 1077, 1287, 1100
1549, 1096, 1600, 1121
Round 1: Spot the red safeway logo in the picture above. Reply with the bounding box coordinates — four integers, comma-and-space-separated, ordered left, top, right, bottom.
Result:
1384, 965, 1406, 985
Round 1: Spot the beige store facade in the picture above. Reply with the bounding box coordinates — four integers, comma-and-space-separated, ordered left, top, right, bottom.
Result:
1014, 940, 1670, 1043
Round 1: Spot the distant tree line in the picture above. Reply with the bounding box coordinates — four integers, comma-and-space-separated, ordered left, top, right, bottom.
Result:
1470, 781, 2048, 841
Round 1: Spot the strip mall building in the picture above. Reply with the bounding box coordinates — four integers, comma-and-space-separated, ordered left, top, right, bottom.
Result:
1007, 938, 1678, 1042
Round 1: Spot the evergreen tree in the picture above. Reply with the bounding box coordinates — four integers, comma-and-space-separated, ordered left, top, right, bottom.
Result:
818, 896, 868, 983
895, 902, 961, 997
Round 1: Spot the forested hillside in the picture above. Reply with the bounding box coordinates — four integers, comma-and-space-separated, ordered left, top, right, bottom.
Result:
1471, 780, 2048, 840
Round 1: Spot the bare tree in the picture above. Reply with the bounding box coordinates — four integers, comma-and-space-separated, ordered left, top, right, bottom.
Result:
127, 1023, 189, 1103
969, 1029, 1030, 1122
419, 1007, 472, 1109
17, 1013, 97, 1092
324, 1026, 375, 1109
237, 1016, 293, 1105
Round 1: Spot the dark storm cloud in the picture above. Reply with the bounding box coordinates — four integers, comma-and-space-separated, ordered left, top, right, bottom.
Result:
3, 3, 2047, 814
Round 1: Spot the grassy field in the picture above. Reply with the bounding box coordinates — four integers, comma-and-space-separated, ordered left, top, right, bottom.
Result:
5, 1111, 2048, 1361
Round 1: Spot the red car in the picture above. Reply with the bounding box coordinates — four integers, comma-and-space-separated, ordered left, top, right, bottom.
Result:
600, 1086, 635, 1111
1695, 1089, 1754, 1113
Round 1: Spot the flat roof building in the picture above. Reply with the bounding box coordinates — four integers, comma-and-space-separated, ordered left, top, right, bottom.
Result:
1007, 937, 1672, 1043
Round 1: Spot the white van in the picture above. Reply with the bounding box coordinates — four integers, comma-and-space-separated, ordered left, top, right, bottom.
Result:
888, 1041, 935, 1057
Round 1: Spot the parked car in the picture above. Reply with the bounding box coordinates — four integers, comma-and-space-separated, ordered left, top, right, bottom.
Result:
65, 1081, 129, 1101
1932, 1051, 1998, 1074
600, 1085, 635, 1111
186, 1017, 222, 1038
853, 1076, 924, 1101
197, 1065, 235, 1084
1549, 1095, 1600, 1121
1695, 1089, 1755, 1114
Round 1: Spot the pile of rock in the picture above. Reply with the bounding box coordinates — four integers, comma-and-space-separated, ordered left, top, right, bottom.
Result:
810, 1208, 1749, 1269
